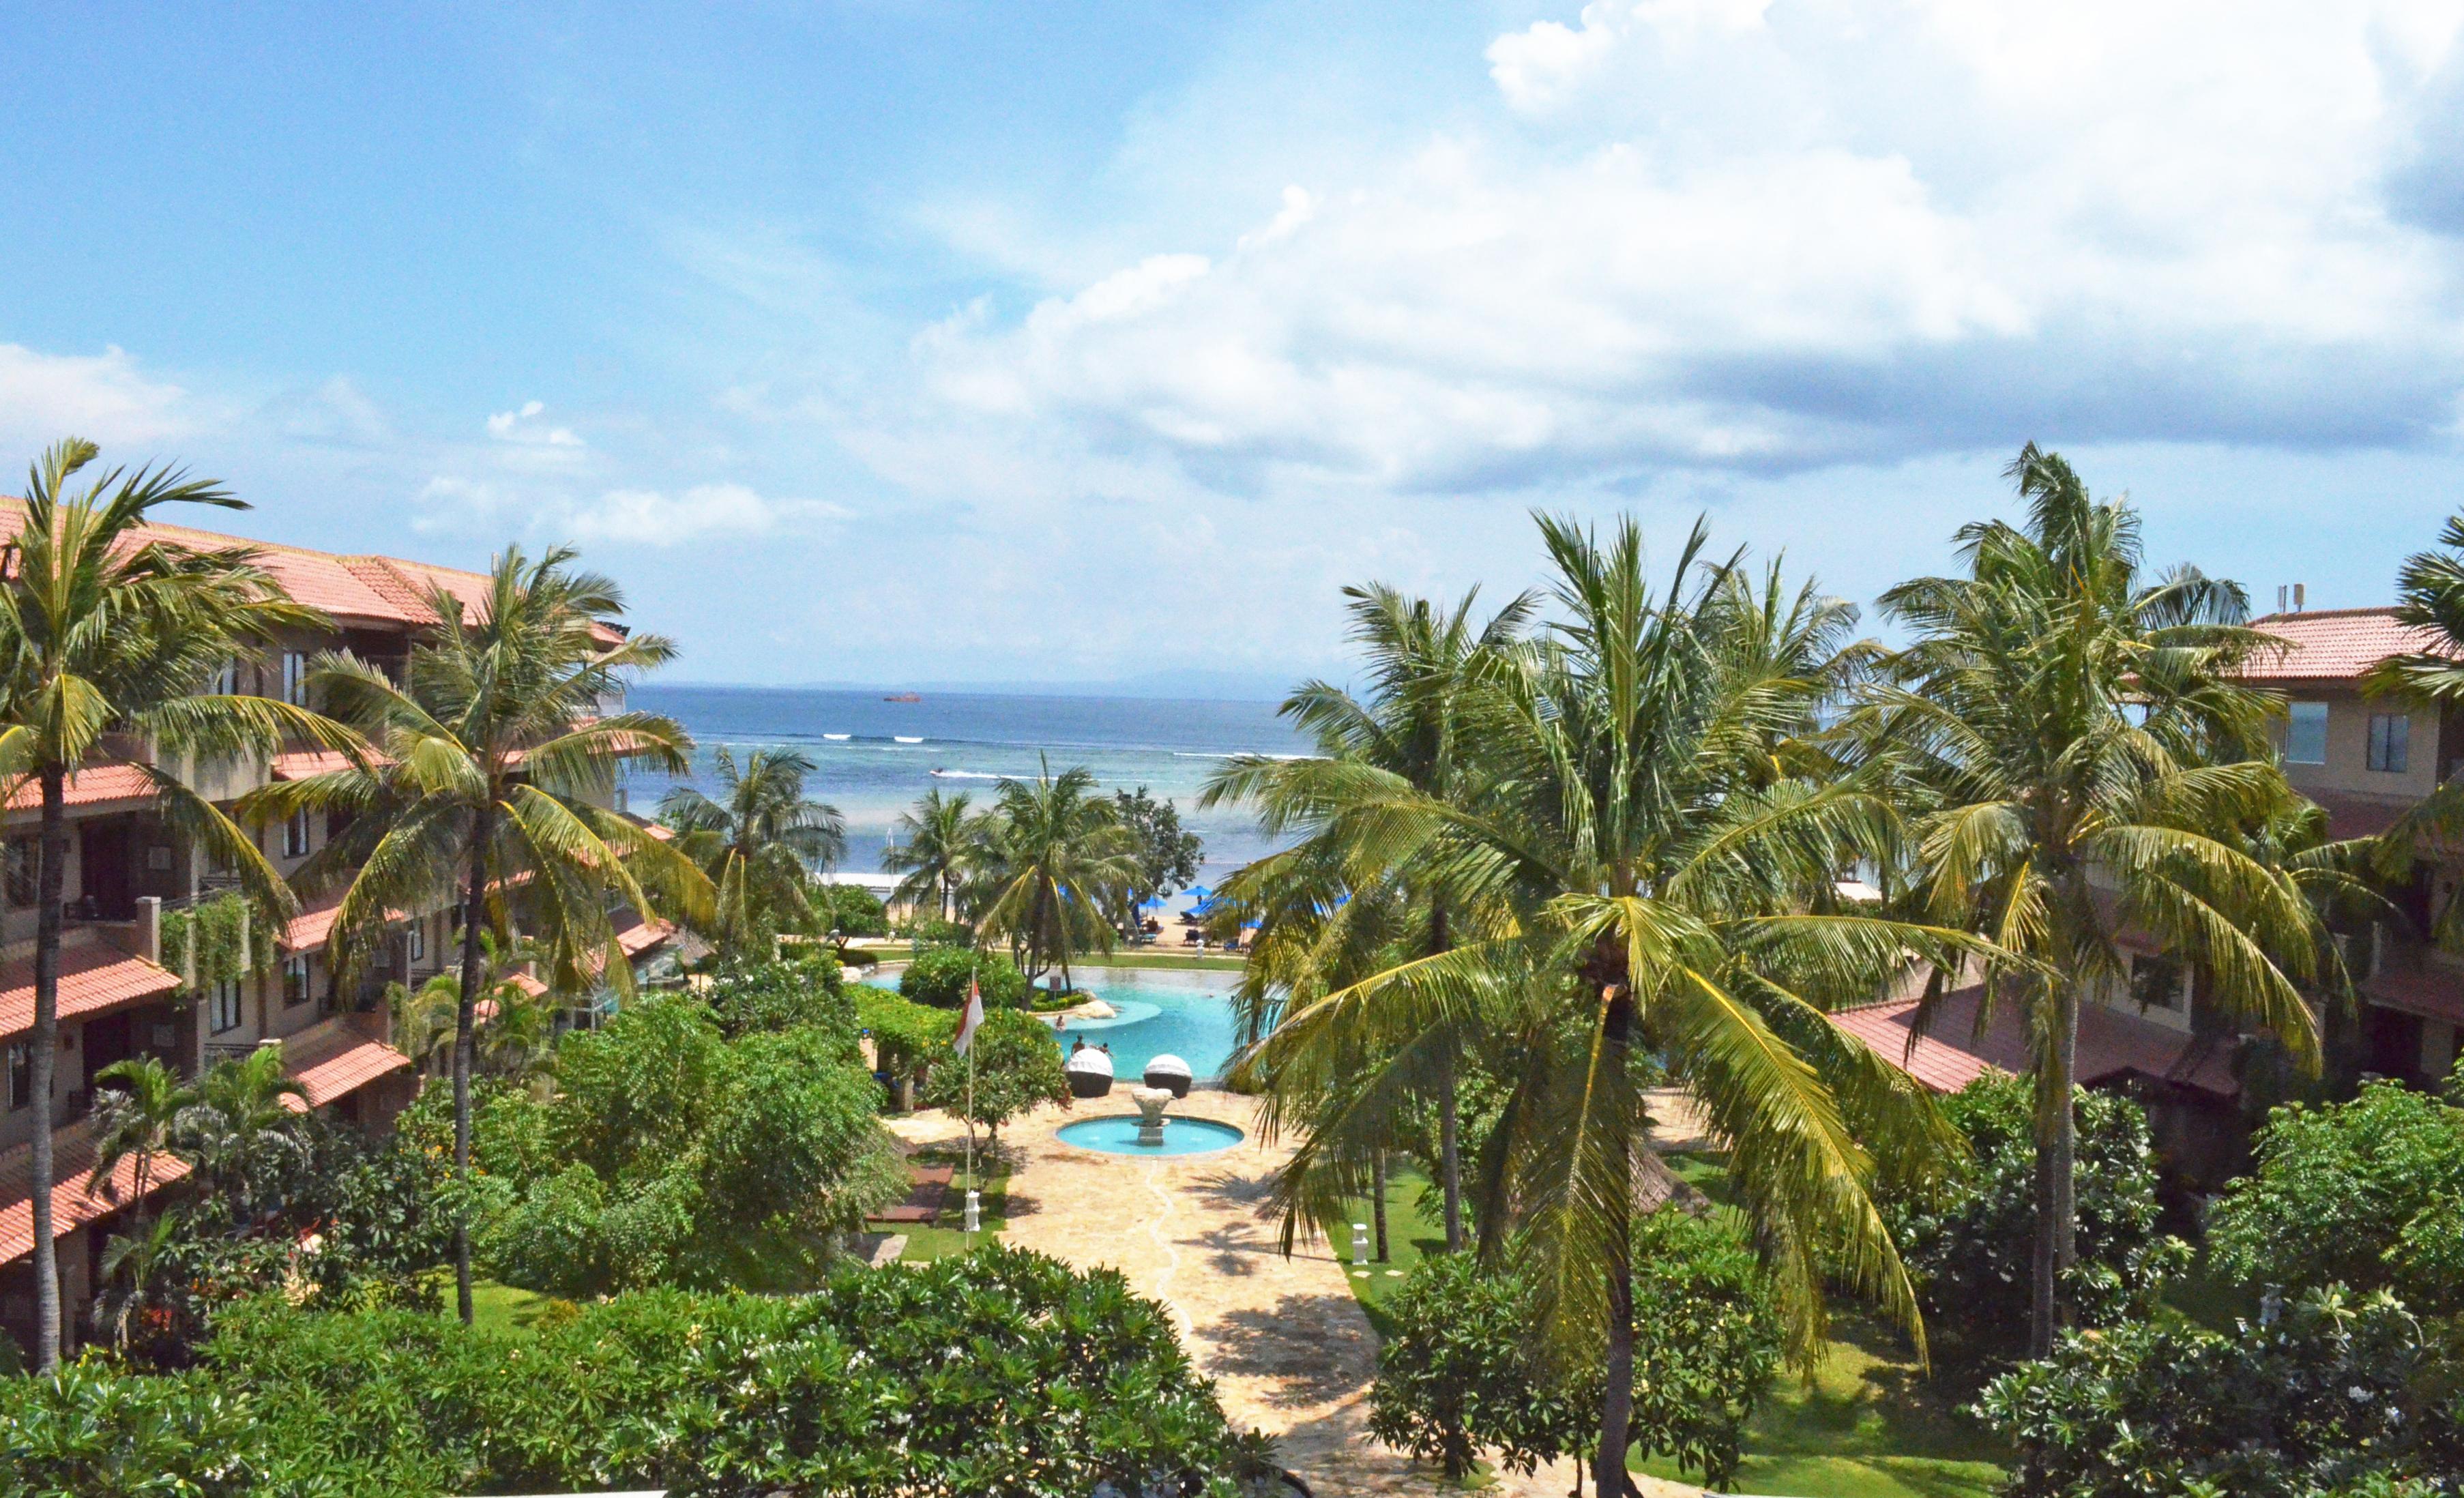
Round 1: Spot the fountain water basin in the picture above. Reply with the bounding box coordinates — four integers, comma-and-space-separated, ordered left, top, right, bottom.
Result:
1056, 1109, 1246, 1157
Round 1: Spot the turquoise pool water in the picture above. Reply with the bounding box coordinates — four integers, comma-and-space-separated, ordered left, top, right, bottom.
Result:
1056, 1114, 1246, 1156
1051, 967, 1244, 1083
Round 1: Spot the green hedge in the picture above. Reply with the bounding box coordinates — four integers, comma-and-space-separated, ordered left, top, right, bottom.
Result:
0, 1247, 1276, 1498
900, 946, 1030, 1009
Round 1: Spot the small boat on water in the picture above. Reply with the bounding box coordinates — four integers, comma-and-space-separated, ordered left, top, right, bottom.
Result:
883, 692, 922, 702
894, 735, 924, 744
1065, 1047, 1115, 1099
1143, 1054, 1193, 1099
822, 732, 851, 741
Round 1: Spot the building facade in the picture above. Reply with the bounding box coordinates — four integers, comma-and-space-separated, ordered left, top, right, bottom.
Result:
0, 511, 673, 1359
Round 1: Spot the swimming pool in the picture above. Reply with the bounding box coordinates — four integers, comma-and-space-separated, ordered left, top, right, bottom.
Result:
1050, 966, 1245, 1084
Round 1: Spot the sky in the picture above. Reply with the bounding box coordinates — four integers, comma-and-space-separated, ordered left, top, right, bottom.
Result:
6, 1, 2464, 694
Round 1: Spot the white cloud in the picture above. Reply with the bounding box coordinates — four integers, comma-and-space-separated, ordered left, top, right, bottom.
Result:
561, 483, 844, 546
0, 343, 199, 452
885, 0, 2464, 494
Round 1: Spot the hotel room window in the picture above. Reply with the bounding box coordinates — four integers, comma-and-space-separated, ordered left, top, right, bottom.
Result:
280, 649, 311, 706
209, 979, 244, 1035
284, 808, 312, 860
408, 922, 425, 964
2283, 701, 2329, 765
207, 658, 239, 695
2368, 713, 2410, 774
284, 954, 312, 1008
2128, 953, 2190, 1014
5, 1041, 28, 1110
3, 838, 34, 909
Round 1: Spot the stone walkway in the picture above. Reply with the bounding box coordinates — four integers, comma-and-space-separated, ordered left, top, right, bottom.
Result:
884, 1093, 1698, 1498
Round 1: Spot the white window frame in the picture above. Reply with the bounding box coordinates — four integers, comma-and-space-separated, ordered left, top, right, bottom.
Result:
209, 978, 244, 1035
284, 808, 312, 860
2284, 701, 2329, 765
407, 921, 426, 964
280, 650, 310, 707
2368, 712, 2411, 774
283, 954, 313, 1009
5, 1040, 28, 1111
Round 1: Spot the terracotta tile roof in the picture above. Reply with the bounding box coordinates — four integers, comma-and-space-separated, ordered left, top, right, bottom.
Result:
0, 762, 160, 814
280, 889, 413, 953
0, 1117, 192, 1265
2360, 964, 2464, 1027
1830, 984, 2242, 1098
0, 942, 181, 1044
503, 971, 548, 999
0, 499, 628, 645
269, 749, 360, 780
613, 909, 673, 958
273, 1013, 412, 1113
2239, 608, 2456, 684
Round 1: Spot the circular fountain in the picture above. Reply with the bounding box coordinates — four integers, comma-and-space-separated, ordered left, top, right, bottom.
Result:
1056, 1085, 1245, 1157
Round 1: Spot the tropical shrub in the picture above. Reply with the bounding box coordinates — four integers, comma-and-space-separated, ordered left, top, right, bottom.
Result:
431, 997, 905, 1294
1367, 1252, 1590, 1481
1976, 1285, 2464, 1497
812, 879, 890, 938
922, 1007, 1069, 1141
1368, 1212, 1781, 1491
908, 917, 974, 948
2208, 1067, 2464, 1313
0, 1247, 1276, 1498
699, 952, 853, 1040
900, 945, 1030, 1009
855, 985, 955, 1091
1879, 1076, 2186, 1377
0, 1361, 262, 1498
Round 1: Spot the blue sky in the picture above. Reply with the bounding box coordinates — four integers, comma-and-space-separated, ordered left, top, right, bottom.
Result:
6, 1, 2464, 692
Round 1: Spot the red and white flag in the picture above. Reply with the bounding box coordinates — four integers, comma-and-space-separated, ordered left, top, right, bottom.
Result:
954, 973, 984, 1057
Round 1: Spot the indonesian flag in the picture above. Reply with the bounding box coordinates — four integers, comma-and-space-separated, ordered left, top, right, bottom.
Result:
954, 973, 984, 1057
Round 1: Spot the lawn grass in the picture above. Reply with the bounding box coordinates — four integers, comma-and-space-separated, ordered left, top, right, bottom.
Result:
1076, 950, 1250, 972
893, 1146, 1014, 1261
1315, 1162, 1450, 1340
450, 1279, 556, 1332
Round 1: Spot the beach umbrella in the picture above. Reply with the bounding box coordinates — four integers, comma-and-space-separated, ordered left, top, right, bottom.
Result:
1137, 895, 1167, 912
1182, 884, 1213, 902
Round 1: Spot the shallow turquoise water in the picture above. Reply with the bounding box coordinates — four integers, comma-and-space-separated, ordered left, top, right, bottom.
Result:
1051, 967, 1244, 1083
1056, 1113, 1246, 1156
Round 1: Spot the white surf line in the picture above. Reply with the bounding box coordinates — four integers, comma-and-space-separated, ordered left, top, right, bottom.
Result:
1140, 1157, 1200, 1351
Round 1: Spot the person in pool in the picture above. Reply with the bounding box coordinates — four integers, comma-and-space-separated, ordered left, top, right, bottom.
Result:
1070, 1036, 1086, 1055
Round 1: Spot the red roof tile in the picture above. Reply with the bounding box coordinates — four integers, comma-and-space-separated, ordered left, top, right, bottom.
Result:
2361, 965, 2464, 1027
0, 943, 181, 1044
0, 762, 159, 814
273, 1013, 412, 1112
269, 749, 359, 780
280, 889, 413, 953
2239, 608, 2455, 684
1830, 984, 2242, 1098
614, 910, 673, 958
0, 1117, 192, 1264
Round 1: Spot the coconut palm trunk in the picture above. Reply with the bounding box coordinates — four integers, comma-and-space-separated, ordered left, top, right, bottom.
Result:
27, 768, 66, 1368
450, 805, 492, 1325
1593, 982, 1639, 1498
2029, 978, 2083, 1355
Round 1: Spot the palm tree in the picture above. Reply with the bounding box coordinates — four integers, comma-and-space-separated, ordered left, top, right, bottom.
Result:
1229, 514, 1986, 1493
659, 746, 846, 955
241, 546, 709, 1323
392, 948, 559, 1085
87, 1057, 195, 1226
0, 438, 340, 1371
1207, 583, 1534, 1252
1854, 444, 2325, 1356
176, 1045, 312, 1220
883, 787, 986, 924
93, 1207, 187, 1352
2364, 512, 2464, 945
974, 758, 1140, 988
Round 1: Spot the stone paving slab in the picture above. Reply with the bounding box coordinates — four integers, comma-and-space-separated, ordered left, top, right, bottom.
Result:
883, 1095, 1697, 1498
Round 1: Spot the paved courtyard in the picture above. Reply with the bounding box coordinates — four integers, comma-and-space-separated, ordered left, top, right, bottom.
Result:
885, 1091, 1698, 1498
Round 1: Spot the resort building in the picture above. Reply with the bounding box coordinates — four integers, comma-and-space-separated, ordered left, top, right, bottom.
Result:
0, 510, 675, 1360
1832, 602, 2463, 1183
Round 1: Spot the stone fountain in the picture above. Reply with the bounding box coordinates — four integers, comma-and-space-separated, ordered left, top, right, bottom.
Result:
1132, 1086, 1175, 1147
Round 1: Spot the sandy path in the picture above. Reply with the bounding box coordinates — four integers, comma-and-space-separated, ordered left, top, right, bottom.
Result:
884, 1095, 1696, 1498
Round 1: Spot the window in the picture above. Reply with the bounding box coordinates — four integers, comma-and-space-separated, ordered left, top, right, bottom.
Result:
283, 955, 312, 1008
2284, 701, 2329, 765
283, 808, 311, 860
280, 651, 310, 707
209, 979, 244, 1035
3, 838, 35, 909
207, 658, 238, 695
407, 922, 425, 964
2368, 712, 2411, 774
2129, 953, 2190, 1014
5, 1042, 28, 1111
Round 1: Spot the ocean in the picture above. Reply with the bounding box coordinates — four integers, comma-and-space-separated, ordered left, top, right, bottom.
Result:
619, 685, 1306, 883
